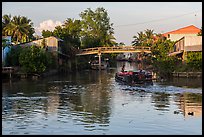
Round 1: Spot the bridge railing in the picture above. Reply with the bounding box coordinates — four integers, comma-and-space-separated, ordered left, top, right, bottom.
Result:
77, 46, 151, 55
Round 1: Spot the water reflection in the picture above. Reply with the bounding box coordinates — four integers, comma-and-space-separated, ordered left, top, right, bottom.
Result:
173, 92, 202, 118
45, 86, 60, 113
2, 62, 202, 134
151, 92, 170, 111
46, 70, 113, 130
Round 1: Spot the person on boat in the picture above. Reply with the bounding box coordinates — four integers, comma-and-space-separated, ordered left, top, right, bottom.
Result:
121, 64, 125, 72
138, 69, 144, 80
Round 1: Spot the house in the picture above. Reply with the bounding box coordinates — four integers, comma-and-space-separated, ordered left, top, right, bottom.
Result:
16, 36, 70, 66
17, 36, 63, 52
163, 25, 201, 41
168, 36, 202, 61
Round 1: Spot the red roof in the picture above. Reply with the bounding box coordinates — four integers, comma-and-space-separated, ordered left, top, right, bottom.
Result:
163, 25, 200, 37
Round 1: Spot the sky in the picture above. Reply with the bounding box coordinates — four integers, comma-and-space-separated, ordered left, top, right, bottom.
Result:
2, 2, 202, 45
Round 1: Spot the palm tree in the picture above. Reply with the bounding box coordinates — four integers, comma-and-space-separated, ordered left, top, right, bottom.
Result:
132, 31, 145, 46
102, 32, 116, 46
3, 15, 34, 44
132, 29, 155, 47
2, 14, 12, 35
144, 29, 155, 46
145, 29, 154, 39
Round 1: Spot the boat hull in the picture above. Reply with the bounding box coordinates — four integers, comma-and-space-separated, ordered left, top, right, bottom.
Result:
115, 71, 153, 85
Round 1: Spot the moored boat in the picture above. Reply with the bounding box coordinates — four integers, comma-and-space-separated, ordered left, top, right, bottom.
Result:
90, 61, 108, 70
89, 56, 109, 70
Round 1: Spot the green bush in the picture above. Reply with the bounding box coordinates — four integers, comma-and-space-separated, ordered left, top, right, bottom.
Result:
186, 52, 202, 71
19, 45, 52, 74
5, 46, 22, 66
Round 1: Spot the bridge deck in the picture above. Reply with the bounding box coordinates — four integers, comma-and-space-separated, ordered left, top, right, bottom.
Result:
76, 46, 151, 56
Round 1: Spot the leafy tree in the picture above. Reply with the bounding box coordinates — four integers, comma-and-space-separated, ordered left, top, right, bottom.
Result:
79, 7, 116, 48
151, 38, 179, 77
5, 46, 22, 66
53, 26, 65, 38
62, 18, 81, 49
52, 19, 81, 57
19, 45, 51, 73
186, 51, 202, 71
154, 33, 166, 43
42, 30, 53, 38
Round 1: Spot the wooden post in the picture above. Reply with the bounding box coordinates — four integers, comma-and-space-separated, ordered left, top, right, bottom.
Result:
182, 51, 187, 62
98, 53, 101, 70
98, 48, 101, 70
9, 67, 12, 79
68, 59, 71, 72
75, 57, 78, 70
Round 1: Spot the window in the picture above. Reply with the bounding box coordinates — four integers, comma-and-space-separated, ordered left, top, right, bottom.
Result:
168, 34, 170, 38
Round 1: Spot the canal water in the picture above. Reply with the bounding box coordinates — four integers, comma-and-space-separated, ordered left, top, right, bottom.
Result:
2, 62, 202, 135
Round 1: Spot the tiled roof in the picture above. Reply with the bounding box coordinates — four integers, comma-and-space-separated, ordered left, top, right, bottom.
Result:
163, 25, 201, 37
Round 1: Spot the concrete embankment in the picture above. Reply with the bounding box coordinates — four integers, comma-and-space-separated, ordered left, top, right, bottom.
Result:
172, 72, 202, 78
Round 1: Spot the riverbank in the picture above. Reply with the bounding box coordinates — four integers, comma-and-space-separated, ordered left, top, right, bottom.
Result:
2, 68, 59, 80
172, 72, 202, 78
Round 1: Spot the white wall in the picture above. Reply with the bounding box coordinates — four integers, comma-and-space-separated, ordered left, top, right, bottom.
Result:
169, 34, 198, 42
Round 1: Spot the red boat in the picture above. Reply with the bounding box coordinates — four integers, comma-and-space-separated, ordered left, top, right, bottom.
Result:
115, 70, 153, 85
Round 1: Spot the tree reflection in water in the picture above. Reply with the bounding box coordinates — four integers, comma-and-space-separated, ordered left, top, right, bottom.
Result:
151, 92, 170, 111
2, 62, 202, 134
173, 92, 202, 118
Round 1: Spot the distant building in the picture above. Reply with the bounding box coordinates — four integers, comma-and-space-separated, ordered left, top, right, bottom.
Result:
17, 36, 63, 52
168, 36, 202, 61
16, 36, 70, 67
162, 25, 201, 41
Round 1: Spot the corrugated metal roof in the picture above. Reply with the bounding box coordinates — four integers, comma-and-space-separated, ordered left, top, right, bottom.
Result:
15, 36, 63, 46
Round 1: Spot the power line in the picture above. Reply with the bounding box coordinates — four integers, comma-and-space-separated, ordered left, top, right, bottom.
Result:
114, 10, 202, 28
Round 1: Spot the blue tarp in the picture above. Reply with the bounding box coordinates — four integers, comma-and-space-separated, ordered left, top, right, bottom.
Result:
2, 46, 11, 66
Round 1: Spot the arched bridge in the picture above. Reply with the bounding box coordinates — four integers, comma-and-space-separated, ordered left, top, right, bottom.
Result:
76, 46, 151, 56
